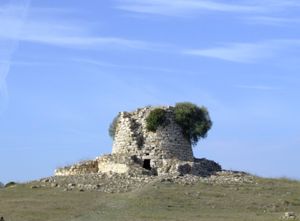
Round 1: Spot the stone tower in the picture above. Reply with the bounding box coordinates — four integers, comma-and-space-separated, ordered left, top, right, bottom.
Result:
112, 106, 194, 172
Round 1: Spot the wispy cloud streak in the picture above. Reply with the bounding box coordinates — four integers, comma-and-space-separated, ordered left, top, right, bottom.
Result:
0, 0, 31, 112
235, 85, 280, 91
116, 0, 262, 16
183, 42, 274, 63
116, 0, 300, 26
246, 16, 300, 26
0, 16, 152, 50
74, 58, 171, 72
183, 40, 300, 63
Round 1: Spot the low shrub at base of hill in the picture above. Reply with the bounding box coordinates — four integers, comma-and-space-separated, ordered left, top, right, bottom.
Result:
4, 182, 16, 188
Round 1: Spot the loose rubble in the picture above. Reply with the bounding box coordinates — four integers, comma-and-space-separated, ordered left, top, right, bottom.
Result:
33, 170, 255, 193
281, 212, 298, 220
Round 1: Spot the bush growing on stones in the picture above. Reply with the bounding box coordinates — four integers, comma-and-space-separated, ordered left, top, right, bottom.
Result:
146, 108, 168, 132
4, 181, 16, 188
174, 102, 212, 146
109, 113, 120, 139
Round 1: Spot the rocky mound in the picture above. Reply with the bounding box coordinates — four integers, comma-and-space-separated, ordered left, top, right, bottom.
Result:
30, 170, 255, 193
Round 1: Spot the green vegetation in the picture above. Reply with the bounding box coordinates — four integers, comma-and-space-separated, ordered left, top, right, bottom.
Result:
4, 181, 16, 188
146, 108, 168, 132
108, 114, 120, 139
0, 177, 300, 221
174, 102, 212, 146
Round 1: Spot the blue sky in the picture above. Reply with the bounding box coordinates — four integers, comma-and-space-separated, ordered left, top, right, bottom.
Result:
0, 0, 300, 183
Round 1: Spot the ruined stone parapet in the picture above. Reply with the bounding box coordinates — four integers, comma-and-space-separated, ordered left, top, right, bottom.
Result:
97, 154, 130, 174
55, 155, 221, 177
55, 154, 154, 176
55, 160, 98, 176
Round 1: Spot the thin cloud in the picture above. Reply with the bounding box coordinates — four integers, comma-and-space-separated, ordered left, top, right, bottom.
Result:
116, 0, 263, 16
235, 85, 280, 91
183, 42, 275, 63
182, 39, 300, 63
72, 58, 184, 74
0, 17, 152, 50
115, 0, 300, 26
246, 16, 300, 26
115, 0, 300, 16
0, 0, 31, 112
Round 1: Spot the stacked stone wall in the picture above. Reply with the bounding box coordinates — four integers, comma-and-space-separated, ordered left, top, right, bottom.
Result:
55, 160, 98, 176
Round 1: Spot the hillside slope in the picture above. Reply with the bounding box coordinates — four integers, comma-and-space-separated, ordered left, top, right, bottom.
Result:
0, 173, 299, 221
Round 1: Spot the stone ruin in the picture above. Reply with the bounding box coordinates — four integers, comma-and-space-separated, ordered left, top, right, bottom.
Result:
55, 106, 221, 177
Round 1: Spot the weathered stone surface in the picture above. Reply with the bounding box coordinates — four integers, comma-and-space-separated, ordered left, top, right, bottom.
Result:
50, 183, 58, 188
97, 154, 133, 174
55, 160, 98, 176
112, 106, 194, 162
281, 212, 297, 220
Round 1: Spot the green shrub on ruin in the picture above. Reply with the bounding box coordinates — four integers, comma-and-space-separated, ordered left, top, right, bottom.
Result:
174, 102, 212, 146
146, 108, 168, 132
109, 113, 120, 139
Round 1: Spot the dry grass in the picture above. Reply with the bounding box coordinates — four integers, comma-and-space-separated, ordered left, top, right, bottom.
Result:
0, 176, 300, 221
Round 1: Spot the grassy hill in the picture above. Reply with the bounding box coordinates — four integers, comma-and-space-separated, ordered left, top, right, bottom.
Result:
0, 175, 299, 221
